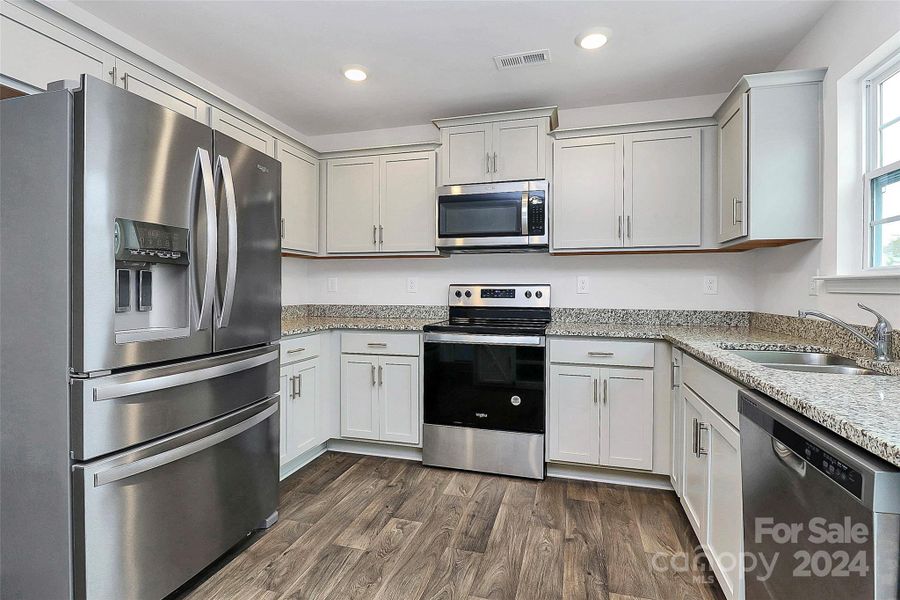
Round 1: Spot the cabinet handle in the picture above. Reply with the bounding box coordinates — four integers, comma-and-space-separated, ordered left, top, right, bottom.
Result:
373, 225, 378, 246
367, 342, 388, 348
371, 364, 376, 386
588, 351, 614, 357
671, 360, 680, 389
602, 378, 608, 405
486, 153, 491, 174
698, 422, 710, 456
280, 217, 285, 240
617, 215, 623, 240
692, 418, 699, 456
288, 375, 295, 399
493, 152, 498, 173
731, 197, 737, 225
295, 373, 302, 399
109, 66, 117, 83
593, 378, 598, 404
379, 225, 384, 245
734, 198, 743, 224
626, 215, 632, 239
286, 347, 306, 354
378, 365, 383, 386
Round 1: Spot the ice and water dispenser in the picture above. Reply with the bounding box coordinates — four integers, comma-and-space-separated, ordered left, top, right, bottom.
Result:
113, 218, 191, 343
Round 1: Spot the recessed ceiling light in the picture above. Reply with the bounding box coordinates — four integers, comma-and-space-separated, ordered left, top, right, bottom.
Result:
576, 30, 609, 50
343, 65, 368, 82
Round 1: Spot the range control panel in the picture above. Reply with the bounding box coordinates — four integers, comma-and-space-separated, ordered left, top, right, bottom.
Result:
448, 284, 550, 308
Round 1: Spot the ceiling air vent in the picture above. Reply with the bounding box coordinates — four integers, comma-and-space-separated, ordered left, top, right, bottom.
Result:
493, 49, 551, 70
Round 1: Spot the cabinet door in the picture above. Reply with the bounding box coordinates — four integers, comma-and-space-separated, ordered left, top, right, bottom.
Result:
378, 356, 420, 444
625, 129, 701, 247
210, 108, 275, 156
277, 140, 319, 253
718, 96, 747, 242
600, 368, 654, 470
0, 3, 114, 91
705, 407, 743, 600
279, 366, 292, 465
326, 156, 380, 253
115, 60, 208, 122
548, 365, 600, 465
440, 123, 492, 185
552, 136, 624, 249
379, 152, 436, 253
288, 359, 319, 457
340, 355, 379, 440
493, 119, 545, 182
681, 386, 709, 540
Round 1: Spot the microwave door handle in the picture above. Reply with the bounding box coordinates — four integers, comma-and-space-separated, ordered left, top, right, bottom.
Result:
195, 148, 217, 331
521, 192, 529, 236
215, 155, 238, 328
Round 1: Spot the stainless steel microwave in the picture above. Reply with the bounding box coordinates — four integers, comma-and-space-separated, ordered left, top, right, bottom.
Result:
436, 180, 548, 252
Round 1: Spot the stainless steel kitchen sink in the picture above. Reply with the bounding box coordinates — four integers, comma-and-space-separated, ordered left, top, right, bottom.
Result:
730, 350, 883, 375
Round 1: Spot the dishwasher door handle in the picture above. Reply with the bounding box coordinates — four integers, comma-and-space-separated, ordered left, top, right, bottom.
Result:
772, 438, 807, 477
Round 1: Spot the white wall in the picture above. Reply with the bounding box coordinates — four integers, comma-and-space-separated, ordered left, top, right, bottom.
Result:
753, 1, 900, 322
296, 252, 757, 309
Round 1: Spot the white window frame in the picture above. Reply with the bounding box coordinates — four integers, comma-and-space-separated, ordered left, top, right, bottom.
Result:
863, 53, 900, 272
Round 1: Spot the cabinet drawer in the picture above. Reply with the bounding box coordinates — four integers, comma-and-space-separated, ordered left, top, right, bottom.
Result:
342, 331, 420, 356
280, 334, 321, 364
550, 338, 654, 367
682, 354, 743, 429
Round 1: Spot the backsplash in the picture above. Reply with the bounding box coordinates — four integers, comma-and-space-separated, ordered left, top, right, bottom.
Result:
283, 304, 448, 320
751, 312, 900, 362
550, 308, 750, 327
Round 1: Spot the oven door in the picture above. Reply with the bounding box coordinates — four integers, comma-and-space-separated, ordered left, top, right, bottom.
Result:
424, 333, 545, 433
436, 183, 528, 249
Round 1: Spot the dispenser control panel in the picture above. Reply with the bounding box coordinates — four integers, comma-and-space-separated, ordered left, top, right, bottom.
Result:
114, 218, 189, 265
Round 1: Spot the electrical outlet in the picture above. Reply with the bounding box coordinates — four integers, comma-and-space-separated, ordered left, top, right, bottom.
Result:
702, 275, 718, 295
808, 276, 819, 296
327, 277, 338, 293
576, 276, 590, 294
406, 277, 418, 293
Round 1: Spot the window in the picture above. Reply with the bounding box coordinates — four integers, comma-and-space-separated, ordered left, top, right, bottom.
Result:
865, 55, 900, 269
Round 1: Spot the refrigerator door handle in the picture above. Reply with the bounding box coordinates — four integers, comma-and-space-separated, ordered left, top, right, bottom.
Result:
196, 148, 217, 331
92, 347, 278, 401
215, 155, 238, 328
93, 401, 278, 487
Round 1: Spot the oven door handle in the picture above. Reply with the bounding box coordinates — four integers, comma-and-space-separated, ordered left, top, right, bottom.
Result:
424, 332, 545, 347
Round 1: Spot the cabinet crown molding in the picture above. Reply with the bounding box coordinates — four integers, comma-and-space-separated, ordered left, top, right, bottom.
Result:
433, 106, 559, 130
551, 117, 717, 140
319, 142, 440, 160
714, 67, 827, 122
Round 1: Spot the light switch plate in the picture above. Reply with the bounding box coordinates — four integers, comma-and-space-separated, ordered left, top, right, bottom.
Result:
407, 277, 418, 293
808, 276, 819, 296
577, 276, 590, 294
703, 276, 718, 295
327, 277, 338, 293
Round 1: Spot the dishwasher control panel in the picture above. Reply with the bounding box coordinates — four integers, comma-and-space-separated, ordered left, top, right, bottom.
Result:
774, 421, 863, 498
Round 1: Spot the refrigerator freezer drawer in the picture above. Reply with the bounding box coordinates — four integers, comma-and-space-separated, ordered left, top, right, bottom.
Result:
72, 396, 279, 600
71, 345, 279, 460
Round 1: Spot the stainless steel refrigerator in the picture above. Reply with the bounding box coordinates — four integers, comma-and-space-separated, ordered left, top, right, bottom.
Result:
1, 75, 282, 600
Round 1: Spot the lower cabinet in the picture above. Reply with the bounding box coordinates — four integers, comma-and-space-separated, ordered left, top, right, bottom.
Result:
340, 352, 420, 445
279, 335, 323, 467
680, 363, 744, 600
548, 363, 654, 470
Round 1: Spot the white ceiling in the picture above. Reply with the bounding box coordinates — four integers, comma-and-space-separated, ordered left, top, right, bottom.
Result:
72, 1, 832, 136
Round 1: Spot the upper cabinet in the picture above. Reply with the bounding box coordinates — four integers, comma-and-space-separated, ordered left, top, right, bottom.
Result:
1, 2, 114, 91
552, 126, 703, 251
714, 68, 825, 246
326, 149, 436, 255
114, 59, 208, 123
277, 139, 319, 254
210, 107, 275, 156
434, 107, 557, 185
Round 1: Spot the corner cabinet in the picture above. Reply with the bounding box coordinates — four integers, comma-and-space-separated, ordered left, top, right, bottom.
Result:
552, 126, 702, 251
326, 150, 436, 255
715, 69, 824, 247
547, 339, 655, 471
434, 107, 557, 185
340, 332, 421, 445
277, 139, 319, 254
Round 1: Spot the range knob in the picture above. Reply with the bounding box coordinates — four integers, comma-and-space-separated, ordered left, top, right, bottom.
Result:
464, 290, 472, 298
524, 291, 532, 298
535, 290, 543, 299
454, 290, 462, 298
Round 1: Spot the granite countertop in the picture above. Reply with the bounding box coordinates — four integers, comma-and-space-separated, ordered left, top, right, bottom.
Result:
282, 315, 900, 467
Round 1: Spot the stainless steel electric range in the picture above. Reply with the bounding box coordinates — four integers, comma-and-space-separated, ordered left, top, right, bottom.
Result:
422, 284, 550, 479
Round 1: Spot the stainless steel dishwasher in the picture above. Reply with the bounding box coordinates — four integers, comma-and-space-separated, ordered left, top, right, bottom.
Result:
739, 390, 900, 599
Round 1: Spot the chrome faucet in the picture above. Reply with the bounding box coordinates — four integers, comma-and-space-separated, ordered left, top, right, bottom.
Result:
798, 303, 893, 362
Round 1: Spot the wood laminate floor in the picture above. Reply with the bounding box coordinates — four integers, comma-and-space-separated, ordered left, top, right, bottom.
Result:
176, 452, 725, 600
